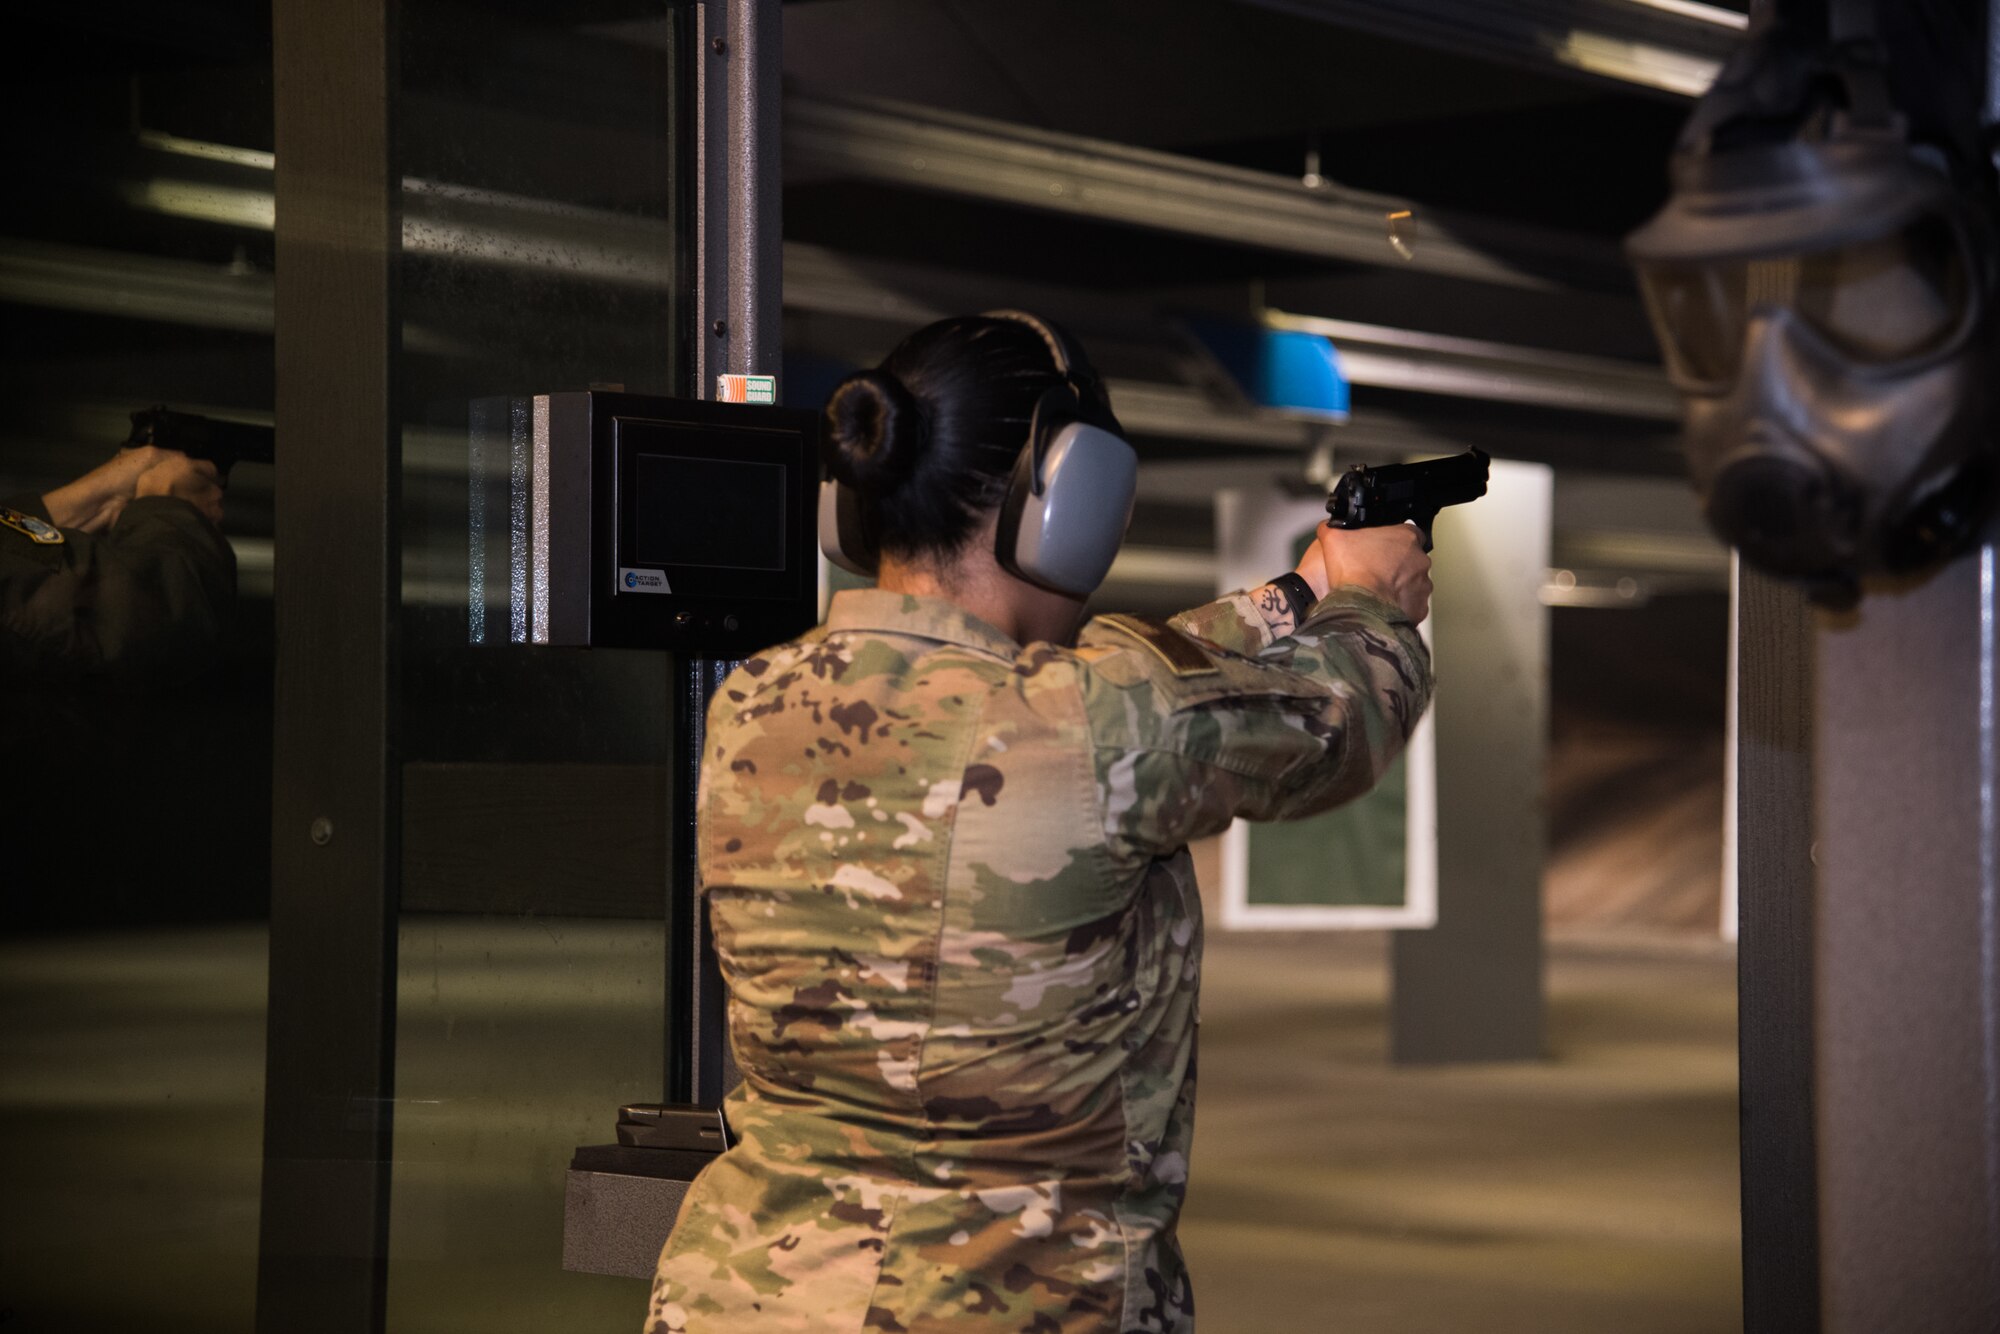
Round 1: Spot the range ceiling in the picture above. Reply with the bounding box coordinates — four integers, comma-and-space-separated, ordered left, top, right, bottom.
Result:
783, 0, 1702, 236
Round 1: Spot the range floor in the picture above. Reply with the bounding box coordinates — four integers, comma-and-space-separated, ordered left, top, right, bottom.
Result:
0, 924, 1740, 1332
1183, 928, 1741, 1334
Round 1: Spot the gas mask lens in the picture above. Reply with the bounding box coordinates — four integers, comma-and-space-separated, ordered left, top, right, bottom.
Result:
1637, 212, 1972, 386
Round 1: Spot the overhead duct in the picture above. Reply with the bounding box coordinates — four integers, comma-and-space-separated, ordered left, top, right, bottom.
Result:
784, 94, 1634, 293
1234, 0, 1747, 97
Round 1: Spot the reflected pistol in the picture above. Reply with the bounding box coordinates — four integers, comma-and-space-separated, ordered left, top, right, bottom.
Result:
1325, 448, 1489, 552
126, 407, 275, 482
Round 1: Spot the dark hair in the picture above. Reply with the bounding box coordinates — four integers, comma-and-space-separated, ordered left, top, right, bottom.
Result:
824, 315, 1101, 564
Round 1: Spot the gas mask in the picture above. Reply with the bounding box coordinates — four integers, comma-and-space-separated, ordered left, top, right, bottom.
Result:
1626, 18, 1998, 607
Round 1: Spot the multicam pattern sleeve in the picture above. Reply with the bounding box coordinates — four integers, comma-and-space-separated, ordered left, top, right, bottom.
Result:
1081, 585, 1432, 864
647, 584, 1430, 1334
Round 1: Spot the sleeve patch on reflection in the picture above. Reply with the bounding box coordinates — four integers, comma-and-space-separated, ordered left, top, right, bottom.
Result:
0, 507, 64, 545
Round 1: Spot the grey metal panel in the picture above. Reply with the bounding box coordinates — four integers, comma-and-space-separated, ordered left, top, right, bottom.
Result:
257, 0, 401, 1330
1734, 566, 1821, 1330
562, 1171, 692, 1279
1390, 461, 1551, 1063
531, 395, 552, 642
784, 94, 1632, 293
538, 392, 593, 647
1815, 547, 2000, 1333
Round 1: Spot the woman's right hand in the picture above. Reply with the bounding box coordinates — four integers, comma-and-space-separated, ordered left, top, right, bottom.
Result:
1301, 521, 1432, 624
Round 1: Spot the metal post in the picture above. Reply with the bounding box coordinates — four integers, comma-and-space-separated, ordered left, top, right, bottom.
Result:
675, 0, 782, 1107
1733, 565, 1821, 1329
696, 0, 783, 391
672, 657, 738, 1106
256, 1, 401, 1330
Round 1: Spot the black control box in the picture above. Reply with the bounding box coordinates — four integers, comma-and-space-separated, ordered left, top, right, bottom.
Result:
469, 391, 821, 656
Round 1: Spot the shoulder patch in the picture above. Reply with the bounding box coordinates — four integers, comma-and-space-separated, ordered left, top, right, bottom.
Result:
1096, 614, 1220, 679
0, 506, 63, 546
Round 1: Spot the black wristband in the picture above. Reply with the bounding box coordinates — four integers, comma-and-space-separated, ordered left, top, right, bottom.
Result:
1269, 571, 1317, 624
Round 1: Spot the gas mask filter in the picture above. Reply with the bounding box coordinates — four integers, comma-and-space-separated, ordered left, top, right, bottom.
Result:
1626, 26, 1998, 606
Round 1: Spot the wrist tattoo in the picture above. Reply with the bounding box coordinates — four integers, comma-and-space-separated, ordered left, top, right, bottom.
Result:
1253, 583, 1297, 636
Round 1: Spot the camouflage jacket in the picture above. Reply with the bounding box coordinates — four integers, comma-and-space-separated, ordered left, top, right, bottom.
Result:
649, 583, 1432, 1334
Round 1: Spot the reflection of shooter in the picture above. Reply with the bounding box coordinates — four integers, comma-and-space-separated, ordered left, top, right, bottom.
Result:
2, 414, 243, 684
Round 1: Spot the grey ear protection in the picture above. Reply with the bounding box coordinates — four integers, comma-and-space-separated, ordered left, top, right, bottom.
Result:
818, 473, 873, 577
984, 310, 1139, 598
816, 311, 1138, 596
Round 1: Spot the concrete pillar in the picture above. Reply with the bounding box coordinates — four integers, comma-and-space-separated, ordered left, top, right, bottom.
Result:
1815, 548, 2000, 1332
1390, 460, 1551, 1063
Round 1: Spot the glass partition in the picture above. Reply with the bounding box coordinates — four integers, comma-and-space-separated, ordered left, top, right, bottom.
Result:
0, 9, 278, 1331
388, 5, 693, 1329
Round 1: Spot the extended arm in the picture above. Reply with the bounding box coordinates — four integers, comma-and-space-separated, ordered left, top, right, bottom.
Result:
2, 489, 235, 685
1078, 525, 1432, 863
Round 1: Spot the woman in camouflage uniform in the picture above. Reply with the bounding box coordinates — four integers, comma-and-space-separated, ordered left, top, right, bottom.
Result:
649, 315, 1433, 1334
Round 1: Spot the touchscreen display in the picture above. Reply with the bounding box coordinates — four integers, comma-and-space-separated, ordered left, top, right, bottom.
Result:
627, 454, 786, 571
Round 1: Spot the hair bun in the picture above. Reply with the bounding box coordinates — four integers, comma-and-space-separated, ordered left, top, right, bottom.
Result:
825, 369, 925, 494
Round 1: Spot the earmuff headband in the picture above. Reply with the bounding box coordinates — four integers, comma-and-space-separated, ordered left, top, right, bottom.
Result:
982, 308, 1076, 382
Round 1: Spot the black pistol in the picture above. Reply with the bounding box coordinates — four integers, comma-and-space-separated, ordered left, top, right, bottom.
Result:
1325, 448, 1490, 552
126, 407, 275, 482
